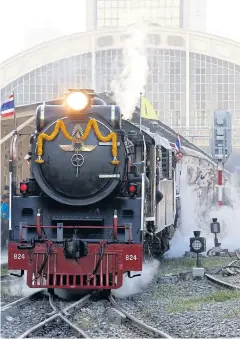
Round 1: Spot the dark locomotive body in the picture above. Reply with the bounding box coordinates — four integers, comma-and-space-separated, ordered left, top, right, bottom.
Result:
8, 93, 149, 289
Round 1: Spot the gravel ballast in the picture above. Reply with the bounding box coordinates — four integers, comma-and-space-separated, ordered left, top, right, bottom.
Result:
28, 317, 77, 338
1, 294, 54, 338
114, 257, 240, 338
69, 299, 148, 338
1, 256, 239, 338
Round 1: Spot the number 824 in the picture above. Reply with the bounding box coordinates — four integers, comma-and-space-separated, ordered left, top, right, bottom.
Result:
125, 255, 137, 260
13, 254, 25, 259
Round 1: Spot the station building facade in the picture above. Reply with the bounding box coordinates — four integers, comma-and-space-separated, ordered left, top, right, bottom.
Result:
1, 26, 240, 187
86, 0, 207, 31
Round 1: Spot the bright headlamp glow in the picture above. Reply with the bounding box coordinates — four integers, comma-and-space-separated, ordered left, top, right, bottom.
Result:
66, 91, 89, 111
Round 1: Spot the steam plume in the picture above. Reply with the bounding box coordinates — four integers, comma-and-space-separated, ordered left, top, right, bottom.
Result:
111, 6, 149, 119
112, 259, 159, 299
167, 171, 240, 258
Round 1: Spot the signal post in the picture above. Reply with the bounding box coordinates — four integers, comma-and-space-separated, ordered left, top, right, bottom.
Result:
211, 110, 232, 207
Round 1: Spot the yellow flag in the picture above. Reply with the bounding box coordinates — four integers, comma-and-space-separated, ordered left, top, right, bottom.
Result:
140, 96, 159, 120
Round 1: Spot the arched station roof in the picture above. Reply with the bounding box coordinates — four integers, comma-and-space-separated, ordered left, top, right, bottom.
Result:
1, 26, 240, 89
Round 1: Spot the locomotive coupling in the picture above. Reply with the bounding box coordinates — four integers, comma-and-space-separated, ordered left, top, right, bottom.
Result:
64, 236, 88, 260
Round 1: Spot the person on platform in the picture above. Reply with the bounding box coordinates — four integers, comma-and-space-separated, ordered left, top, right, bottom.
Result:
1, 194, 9, 248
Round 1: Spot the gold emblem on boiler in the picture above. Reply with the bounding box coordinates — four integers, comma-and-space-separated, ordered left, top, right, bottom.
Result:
60, 124, 97, 177
59, 124, 97, 153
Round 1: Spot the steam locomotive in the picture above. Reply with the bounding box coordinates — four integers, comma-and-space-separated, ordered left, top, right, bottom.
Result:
7, 89, 230, 290
8, 89, 166, 289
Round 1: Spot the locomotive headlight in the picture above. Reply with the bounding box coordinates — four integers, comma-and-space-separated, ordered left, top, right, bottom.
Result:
66, 91, 89, 111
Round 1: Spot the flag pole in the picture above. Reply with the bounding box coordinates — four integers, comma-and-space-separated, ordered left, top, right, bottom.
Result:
139, 92, 142, 133
13, 91, 17, 133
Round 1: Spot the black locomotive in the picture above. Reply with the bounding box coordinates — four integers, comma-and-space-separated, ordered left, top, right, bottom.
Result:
8, 89, 154, 289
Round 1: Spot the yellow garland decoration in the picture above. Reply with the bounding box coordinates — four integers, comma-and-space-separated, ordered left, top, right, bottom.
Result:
35, 118, 119, 165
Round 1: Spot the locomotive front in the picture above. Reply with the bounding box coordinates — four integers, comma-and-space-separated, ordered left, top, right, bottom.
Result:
8, 90, 143, 289
33, 91, 126, 206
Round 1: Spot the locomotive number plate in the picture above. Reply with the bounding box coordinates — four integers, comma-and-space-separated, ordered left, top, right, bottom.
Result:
13, 253, 25, 260
8, 244, 29, 270
125, 255, 137, 260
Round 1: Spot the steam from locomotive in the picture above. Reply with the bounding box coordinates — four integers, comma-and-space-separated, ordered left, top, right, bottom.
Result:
111, 19, 149, 120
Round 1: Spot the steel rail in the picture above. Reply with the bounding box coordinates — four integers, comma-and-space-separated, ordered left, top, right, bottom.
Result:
62, 293, 92, 316
16, 294, 91, 339
226, 259, 240, 275
17, 313, 59, 339
205, 273, 240, 290
1, 290, 45, 312
109, 293, 172, 339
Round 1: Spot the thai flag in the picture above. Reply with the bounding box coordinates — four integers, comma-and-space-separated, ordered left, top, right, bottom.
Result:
175, 135, 181, 153
1, 93, 15, 118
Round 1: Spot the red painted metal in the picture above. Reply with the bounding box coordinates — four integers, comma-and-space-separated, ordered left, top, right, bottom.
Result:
217, 167, 223, 206
218, 170, 223, 185
8, 245, 29, 270
8, 242, 142, 289
36, 213, 42, 238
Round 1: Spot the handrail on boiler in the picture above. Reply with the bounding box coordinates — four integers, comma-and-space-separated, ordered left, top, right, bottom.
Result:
140, 135, 146, 241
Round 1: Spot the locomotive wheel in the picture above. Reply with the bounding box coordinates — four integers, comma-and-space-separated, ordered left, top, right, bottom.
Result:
161, 230, 170, 253
144, 235, 163, 258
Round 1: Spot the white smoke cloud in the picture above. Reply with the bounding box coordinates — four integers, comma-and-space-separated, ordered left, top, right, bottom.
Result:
2, 273, 44, 297
112, 259, 159, 299
167, 170, 240, 258
111, 6, 149, 119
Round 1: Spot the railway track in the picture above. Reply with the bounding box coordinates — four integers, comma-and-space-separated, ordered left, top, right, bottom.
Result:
63, 292, 172, 339
109, 294, 172, 338
1, 290, 45, 313
205, 254, 240, 290
1, 288, 82, 338
205, 273, 240, 290
17, 293, 90, 338
1, 289, 172, 339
